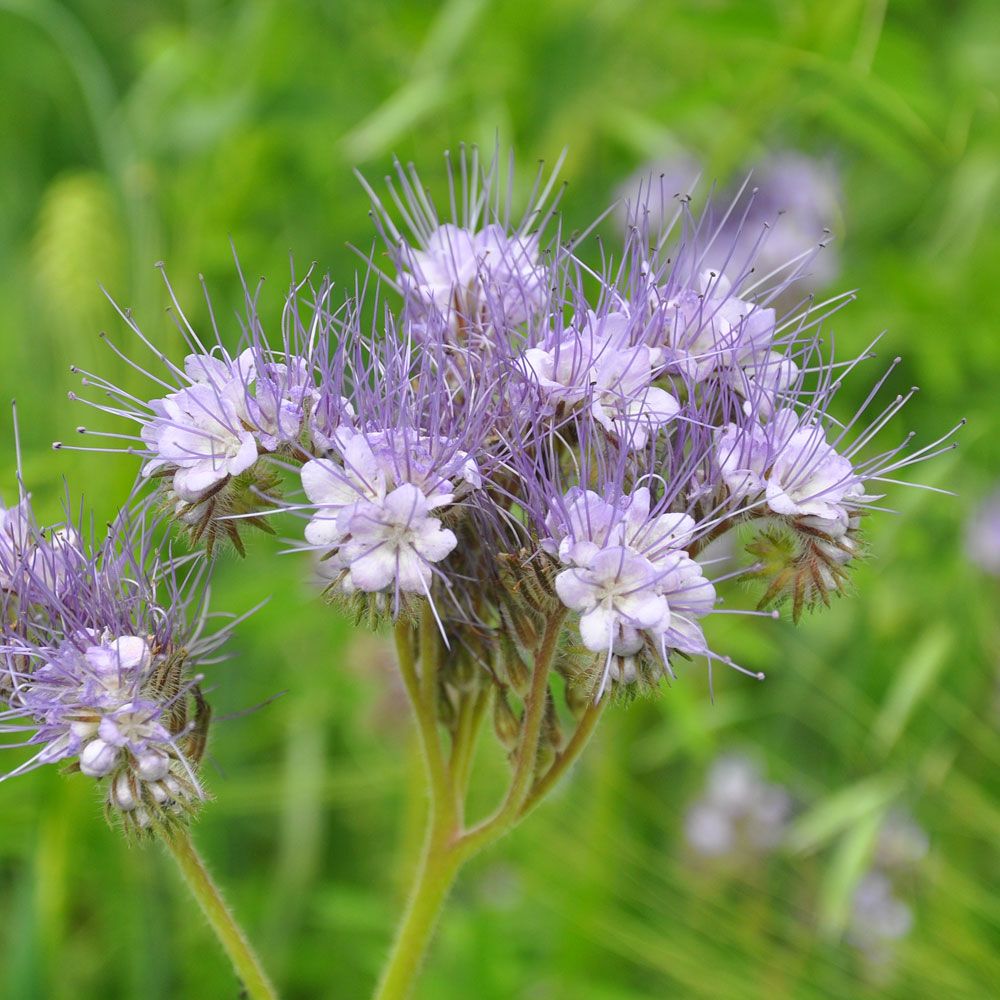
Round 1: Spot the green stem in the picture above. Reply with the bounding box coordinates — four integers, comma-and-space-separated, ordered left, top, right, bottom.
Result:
372, 822, 462, 1000
418, 603, 440, 708
456, 610, 565, 860
375, 606, 595, 999
377, 614, 465, 1000
518, 696, 605, 819
160, 825, 278, 1000
394, 619, 451, 814
450, 686, 490, 813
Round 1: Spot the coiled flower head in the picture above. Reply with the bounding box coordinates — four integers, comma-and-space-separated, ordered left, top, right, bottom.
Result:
1, 502, 231, 838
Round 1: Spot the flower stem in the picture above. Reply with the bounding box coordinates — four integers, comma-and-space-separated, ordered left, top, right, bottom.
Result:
394, 618, 451, 814
450, 686, 490, 815
372, 821, 462, 1000
456, 610, 565, 858
160, 825, 278, 1000
375, 606, 593, 998
518, 695, 605, 818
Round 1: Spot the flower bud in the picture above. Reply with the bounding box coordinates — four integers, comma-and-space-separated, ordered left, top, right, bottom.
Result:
500, 636, 531, 697
148, 780, 170, 804
451, 649, 481, 692
136, 750, 170, 782
565, 675, 596, 719
112, 772, 138, 811
79, 738, 117, 777
493, 688, 522, 750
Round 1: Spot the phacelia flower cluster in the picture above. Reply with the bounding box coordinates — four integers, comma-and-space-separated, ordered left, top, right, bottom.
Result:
1, 489, 230, 836
66, 146, 957, 711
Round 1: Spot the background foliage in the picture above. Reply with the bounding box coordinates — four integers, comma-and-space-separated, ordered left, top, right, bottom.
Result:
1, 1, 999, 997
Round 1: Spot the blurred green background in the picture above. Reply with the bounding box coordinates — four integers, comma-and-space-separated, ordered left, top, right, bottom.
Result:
2, 0, 999, 997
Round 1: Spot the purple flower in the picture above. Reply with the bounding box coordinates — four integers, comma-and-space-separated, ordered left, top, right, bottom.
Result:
360, 147, 563, 340
715, 408, 863, 536
658, 270, 778, 383
13, 632, 164, 776
141, 349, 259, 501
399, 223, 547, 331
301, 427, 479, 596
1, 487, 86, 609
340, 484, 460, 593
0, 495, 32, 589
63, 146, 958, 700
543, 485, 717, 687
64, 263, 347, 553
555, 547, 670, 654
518, 309, 679, 448
247, 356, 319, 452
67, 263, 335, 481
1, 505, 235, 832
966, 486, 1000, 576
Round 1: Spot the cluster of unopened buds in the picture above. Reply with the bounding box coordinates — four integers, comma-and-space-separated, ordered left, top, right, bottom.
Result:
1, 498, 219, 837
3, 147, 957, 999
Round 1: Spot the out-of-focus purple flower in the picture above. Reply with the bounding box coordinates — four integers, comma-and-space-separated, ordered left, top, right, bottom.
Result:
847, 872, 914, 951
844, 808, 926, 976
620, 149, 842, 292
966, 486, 1000, 576
683, 752, 792, 858
736, 152, 842, 289
874, 809, 930, 869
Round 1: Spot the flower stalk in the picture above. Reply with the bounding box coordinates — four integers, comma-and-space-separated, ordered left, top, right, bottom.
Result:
375, 608, 582, 999
160, 825, 278, 1000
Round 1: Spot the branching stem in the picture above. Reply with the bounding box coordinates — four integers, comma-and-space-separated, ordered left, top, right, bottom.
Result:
376, 605, 598, 999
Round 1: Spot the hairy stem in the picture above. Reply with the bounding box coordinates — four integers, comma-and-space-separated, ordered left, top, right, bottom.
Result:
376, 606, 603, 999
372, 817, 462, 1000
160, 825, 278, 1000
519, 695, 605, 818
448, 685, 490, 822
456, 610, 565, 860
394, 618, 451, 815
